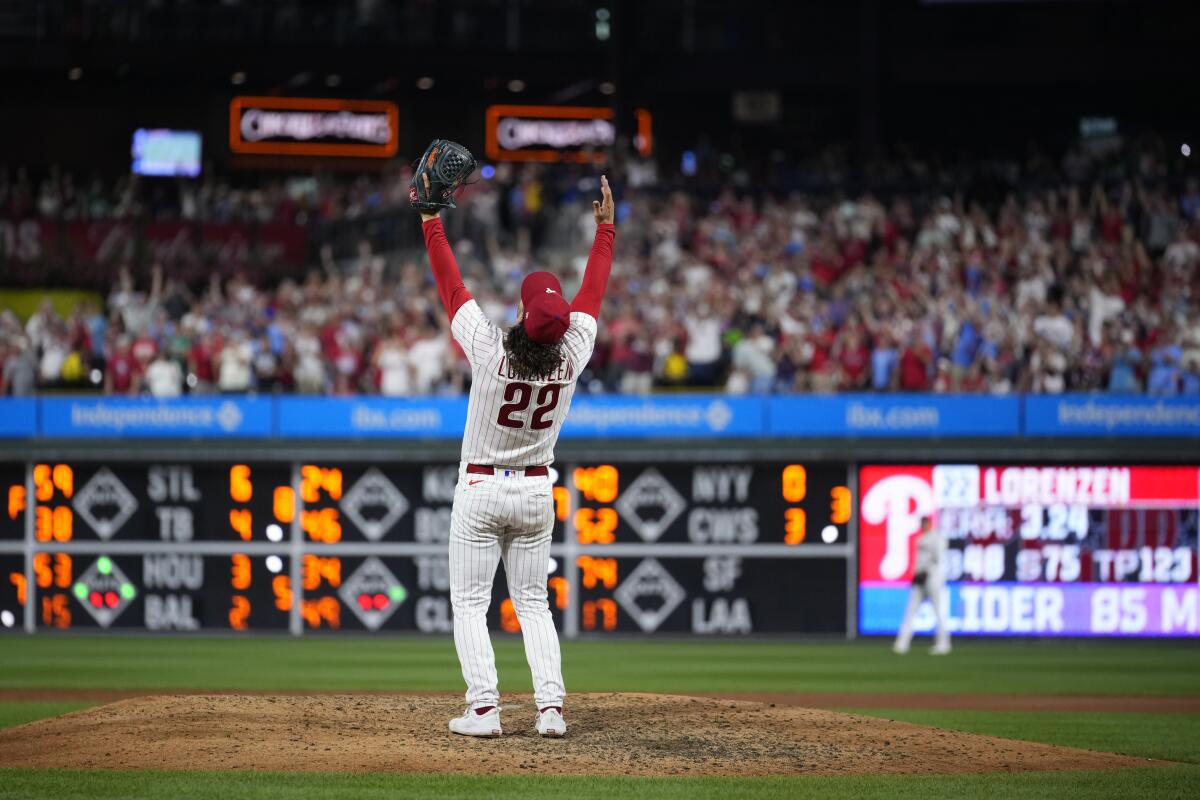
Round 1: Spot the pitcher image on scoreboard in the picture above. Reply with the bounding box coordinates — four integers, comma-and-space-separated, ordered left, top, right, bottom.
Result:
857, 464, 1200, 638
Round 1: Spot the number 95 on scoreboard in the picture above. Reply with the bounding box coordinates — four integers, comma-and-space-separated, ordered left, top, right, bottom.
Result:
569, 462, 852, 545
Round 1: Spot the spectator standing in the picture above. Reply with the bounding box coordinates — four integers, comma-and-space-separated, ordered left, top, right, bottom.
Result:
217, 332, 253, 393
728, 325, 776, 394
105, 336, 142, 395
2, 338, 37, 396
144, 352, 184, 398
373, 328, 412, 397
685, 306, 724, 386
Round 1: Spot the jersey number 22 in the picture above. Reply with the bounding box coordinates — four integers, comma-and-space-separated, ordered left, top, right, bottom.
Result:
497, 382, 562, 429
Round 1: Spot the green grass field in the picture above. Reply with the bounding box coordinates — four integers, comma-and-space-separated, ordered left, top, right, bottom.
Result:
1, 637, 1198, 799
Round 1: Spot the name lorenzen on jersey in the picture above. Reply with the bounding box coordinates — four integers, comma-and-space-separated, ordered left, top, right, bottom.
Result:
498, 356, 575, 383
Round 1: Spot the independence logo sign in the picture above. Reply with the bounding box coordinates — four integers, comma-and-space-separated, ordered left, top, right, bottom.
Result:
41, 398, 269, 438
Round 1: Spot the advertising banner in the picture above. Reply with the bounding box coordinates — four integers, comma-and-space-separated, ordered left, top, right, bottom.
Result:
0, 398, 36, 437
229, 96, 399, 158
561, 395, 762, 438
277, 397, 467, 438
1025, 395, 1200, 437
485, 105, 653, 162
768, 395, 1021, 437
40, 397, 273, 438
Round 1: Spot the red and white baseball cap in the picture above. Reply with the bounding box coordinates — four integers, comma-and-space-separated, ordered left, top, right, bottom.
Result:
520, 271, 571, 345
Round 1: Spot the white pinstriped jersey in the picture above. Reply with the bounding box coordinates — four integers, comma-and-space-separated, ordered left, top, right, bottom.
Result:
452, 299, 597, 466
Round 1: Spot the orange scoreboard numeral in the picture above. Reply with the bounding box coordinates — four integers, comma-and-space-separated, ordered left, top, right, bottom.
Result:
784, 508, 807, 545
302, 597, 340, 629
231, 554, 252, 590
548, 576, 569, 610
230, 465, 253, 503
574, 507, 617, 544
9, 572, 26, 605
273, 486, 296, 524
301, 508, 342, 543
33, 553, 70, 590
300, 466, 343, 503
34, 464, 73, 502
582, 598, 617, 631
229, 596, 250, 630
229, 509, 253, 541
33, 553, 51, 588
8, 484, 25, 520
54, 554, 72, 587
782, 464, 807, 503
272, 575, 293, 611
830, 486, 851, 524
552, 486, 570, 522
41, 594, 70, 628
303, 555, 342, 590
500, 598, 521, 633
573, 465, 619, 503
35, 506, 73, 542
577, 556, 618, 589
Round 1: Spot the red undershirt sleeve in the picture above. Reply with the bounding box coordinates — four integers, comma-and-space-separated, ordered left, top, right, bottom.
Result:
421, 217, 473, 321
571, 223, 616, 318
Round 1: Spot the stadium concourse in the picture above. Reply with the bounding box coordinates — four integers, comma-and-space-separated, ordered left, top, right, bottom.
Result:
3, 140, 1200, 399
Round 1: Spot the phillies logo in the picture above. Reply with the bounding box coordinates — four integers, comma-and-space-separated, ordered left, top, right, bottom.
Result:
859, 467, 935, 581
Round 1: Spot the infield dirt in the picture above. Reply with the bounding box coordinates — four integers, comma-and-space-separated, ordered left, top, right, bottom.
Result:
0, 693, 1162, 777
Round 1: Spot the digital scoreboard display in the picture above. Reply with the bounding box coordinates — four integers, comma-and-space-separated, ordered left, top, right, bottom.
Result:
564, 462, 850, 634
0, 459, 855, 635
858, 464, 1200, 637
30, 463, 293, 542
575, 556, 845, 634
3, 461, 572, 634
569, 462, 851, 546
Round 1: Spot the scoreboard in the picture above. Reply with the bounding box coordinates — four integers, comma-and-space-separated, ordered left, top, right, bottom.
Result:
858, 464, 1200, 637
568, 462, 850, 634
12, 456, 1194, 637
0, 460, 851, 636
569, 462, 850, 546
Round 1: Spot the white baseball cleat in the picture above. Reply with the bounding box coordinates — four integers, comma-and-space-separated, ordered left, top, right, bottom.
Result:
449, 707, 503, 737
892, 642, 909, 655
536, 707, 567, 737
930, 643, 952, 655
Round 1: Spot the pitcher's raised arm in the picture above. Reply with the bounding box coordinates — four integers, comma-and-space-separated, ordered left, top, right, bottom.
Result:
571, 175, 616, 319
421, 214, 473, 321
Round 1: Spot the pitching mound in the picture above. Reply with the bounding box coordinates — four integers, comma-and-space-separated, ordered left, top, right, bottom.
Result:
0, 693, 1154, 777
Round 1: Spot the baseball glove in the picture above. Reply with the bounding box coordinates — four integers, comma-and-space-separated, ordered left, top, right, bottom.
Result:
409, 139, 477, 212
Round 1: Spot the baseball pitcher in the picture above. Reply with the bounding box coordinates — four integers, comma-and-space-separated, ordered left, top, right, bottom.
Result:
410, 140, 615, 737
893, 515, 952, 655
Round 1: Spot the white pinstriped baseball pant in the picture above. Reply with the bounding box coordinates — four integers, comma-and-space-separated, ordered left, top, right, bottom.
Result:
449, 464, 564, 710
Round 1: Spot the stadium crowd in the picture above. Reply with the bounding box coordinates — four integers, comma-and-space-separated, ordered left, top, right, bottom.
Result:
3, 142, 1200, 398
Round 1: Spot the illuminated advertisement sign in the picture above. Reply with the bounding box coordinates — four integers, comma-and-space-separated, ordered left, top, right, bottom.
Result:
857, 464, 1200, 637
229, 96, 399, 158
132, 129, 202, 177
485, 105, 652, 162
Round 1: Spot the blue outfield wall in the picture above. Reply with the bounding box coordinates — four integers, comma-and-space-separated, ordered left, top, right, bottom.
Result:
1024, 395, 1200, 437
0, 398, 36, 437
38, 396, 274, 438
278, 396, 468, 438
766, 394, 1021, 437
0, 393, 1197, 439
562, 395, 764, 438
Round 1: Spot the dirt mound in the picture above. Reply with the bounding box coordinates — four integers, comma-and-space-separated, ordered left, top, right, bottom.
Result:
0, 693, 1156, 777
